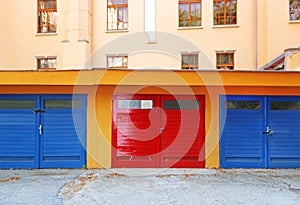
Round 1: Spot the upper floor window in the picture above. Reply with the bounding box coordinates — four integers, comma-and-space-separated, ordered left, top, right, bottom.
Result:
181, 53, 199, 69
107, 55, 128, 68
179, 0, 202, 27
37, 56, 57, 70
38, 0, 57, 33
290, 0, 300, 21
216, 51, 234, 70
107, 0, 128, 31
213, 0, 237, 25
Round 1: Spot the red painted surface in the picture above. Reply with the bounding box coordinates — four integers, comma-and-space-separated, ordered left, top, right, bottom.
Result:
160, 95, 205, 168
112, 95, 205, 168
112, 95, 160, 168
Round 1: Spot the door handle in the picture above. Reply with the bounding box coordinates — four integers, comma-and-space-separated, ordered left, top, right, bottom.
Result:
263, 126, 273, 135
39, 124, 43, 135
33, 110, 45, 114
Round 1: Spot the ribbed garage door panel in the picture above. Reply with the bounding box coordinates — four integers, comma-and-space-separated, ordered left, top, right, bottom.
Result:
220, 96, 265, 168
269, 111, 300, 168
40, 102, 86, 168
0, 111, 37, 168
221, 112, 264, 168
112, 95, 205, 168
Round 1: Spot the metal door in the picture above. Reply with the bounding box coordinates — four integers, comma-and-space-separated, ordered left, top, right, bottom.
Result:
0, 94, 86, 169
160, 95, 205, 168
268, 97, 300, 168
221, 96, 300, 168
112, 95, 161, 168
0, 95, 39, 168
220, 96, 266, 168
39, 95, 86, 168
112, 95, 205, 168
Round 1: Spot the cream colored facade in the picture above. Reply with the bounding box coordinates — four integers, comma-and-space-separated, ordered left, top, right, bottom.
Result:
0, 0, 299, 70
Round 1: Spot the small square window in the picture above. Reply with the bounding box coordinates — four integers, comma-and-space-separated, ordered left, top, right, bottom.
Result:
37, 0, 57, 33
107, 55, 128, 68
290, 0, 300, 21
216, 52, 234, 70
181, 53, 198, 69
37, 57, 57, 69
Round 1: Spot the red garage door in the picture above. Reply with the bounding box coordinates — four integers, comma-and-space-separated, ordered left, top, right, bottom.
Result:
112, 95, 205, 168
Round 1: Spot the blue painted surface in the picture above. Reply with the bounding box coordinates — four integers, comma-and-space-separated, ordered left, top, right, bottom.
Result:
268, 97, 300, 168
220, 96, 266, 168
220, 95, 300, 168
0, 95, 39, 169
0, 95, 86, 169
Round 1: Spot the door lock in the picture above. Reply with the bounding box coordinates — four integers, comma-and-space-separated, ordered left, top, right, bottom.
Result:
263, 126, 273, 135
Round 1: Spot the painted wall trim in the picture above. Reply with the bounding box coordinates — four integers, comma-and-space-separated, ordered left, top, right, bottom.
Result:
1, 69, 300, 87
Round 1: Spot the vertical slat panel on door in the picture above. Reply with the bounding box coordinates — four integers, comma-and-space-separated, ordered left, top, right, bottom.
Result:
160, 95, 205, 168
0, 95, 38, 168
220, 96, 266, 168
40, 95, 86, 168
112, 95, 160, 168
268, 97, 300, 168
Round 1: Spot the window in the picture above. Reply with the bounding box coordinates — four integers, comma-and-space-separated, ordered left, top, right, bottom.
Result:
213, 0, 237, 25
226, 100, 261, 110
37, 0, 57, 33
216, 52, 234, 70
107, 0, 128, 31
179, 0, 202, 27
44, 100, 83, 109
37, 57, 57, 69
107, 55, 128, 68
270, 101, 300, 110
164, 100, 200, 110
118, 100, 153, 109
181, 53, 198, 69
290, 0, 300, 21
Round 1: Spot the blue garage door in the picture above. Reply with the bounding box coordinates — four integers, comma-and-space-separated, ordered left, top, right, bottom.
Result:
220, 96, 300, 168
0, 95, 39, 168
0, 95, 86, 169
268, 97, 300, 168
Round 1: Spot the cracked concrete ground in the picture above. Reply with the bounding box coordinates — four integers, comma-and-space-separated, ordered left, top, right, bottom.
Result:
0, 169, 299, 205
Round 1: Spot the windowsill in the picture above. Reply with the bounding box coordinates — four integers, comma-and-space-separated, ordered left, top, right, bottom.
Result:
36, 33, 58, 37
289, 20, 300, 24
177, 26, 203, 30
37, 68, 57, 71
105, 30, 129, 33
212, 24, 240, 29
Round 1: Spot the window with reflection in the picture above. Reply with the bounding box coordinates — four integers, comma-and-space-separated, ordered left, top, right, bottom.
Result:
38, 0, 57, 33
290, 0, 300, 21
107, 0, 128, 31
179, 0, 202, 27
216, 52, 234, 70
107, 55, 128, 68
213, 0, 237, 25
182, 53, 199, 69
37, 57, 57, 69
226, 100, 261, 110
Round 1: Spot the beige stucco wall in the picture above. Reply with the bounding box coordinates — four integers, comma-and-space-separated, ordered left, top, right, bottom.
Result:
267, 0, 300, 61
92, 0, 255, 70
0, 0, 299, 70
0, 0, 91, 70
285, 49, 300, 71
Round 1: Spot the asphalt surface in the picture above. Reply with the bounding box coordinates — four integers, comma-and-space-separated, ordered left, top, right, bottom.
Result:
0, 169, 299, 205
